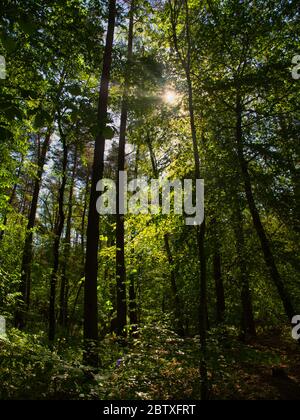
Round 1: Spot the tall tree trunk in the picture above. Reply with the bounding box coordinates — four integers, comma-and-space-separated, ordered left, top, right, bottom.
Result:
115, 0, 135, 336
233, 195, 256, 338
128, 271, 138, 330
128, 146, 139, 332
278, 116, 299, 233
213, 250, 225, 323
59, 144, 78, 327
146, 134, 184, 335
169, 0, 209, 398
235, 94, 295, 321
15, 131, 51, 329
84, 0, 117, 366
211, 218, 225, 323
49, 134, 68, 342
185, 1, 208, 400
71, 170, 90, 325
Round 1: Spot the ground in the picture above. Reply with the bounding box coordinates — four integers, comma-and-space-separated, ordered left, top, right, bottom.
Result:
1, 324, 300, 400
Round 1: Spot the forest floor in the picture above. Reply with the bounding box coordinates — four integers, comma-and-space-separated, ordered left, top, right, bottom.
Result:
212, 332, 300, 400
0, 323, 300, 400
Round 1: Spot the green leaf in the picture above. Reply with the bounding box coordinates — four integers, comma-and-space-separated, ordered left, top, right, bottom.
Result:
19, 19, 37, 35
103, 126, 115, 139
68, 85, 82, 96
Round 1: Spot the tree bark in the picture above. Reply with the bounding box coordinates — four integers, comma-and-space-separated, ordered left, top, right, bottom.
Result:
84, 0, 117, 366
169, 0, 209, 398
233, 194, 256, 338
15, 131, 51, 329
115, 0, 135, 336
146, 134, 184, 335
59, 144, 78, 327
128, 146, 139, 333
49, 133, 68, 342
70, 169, 90, 328
213, 250, 225, 323
186, 43, 209, 405
211, 218, 225, 323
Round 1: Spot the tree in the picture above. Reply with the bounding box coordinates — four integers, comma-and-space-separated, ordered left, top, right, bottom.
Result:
115, 0, 136, 336
167, 0, 209, 399
84, 0, 117, 366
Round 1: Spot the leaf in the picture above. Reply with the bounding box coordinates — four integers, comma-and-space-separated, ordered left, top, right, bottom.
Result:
0, 127, 13, 140
2, 37, 17, 53
68, 85, 82, 96
34, 110, 52, 128
103, 126, 115, 139
19, 20, 37, 35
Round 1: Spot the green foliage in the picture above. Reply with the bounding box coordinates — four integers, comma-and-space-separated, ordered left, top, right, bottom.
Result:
0, 0, 299, 401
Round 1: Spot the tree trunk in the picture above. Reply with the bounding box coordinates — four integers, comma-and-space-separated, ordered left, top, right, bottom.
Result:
213, 250, 225, 323
233, 194, 256, 338
70, 170, 90, 326
169, 0, 209, 398
235, 94, 295, 321
59, 144, 78, 327
15, 131, 51, 329
146, 134, 184, 335
185, 0, 208, 398
84, 0, 117, 366
115, 0, 135, 336
186, 64, 208, 403
49, 134, 68, 342
128, 272, 138, 330
128, 146, 139, 333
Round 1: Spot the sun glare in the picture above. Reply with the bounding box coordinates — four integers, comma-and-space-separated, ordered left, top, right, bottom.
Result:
163, 89, 178, 105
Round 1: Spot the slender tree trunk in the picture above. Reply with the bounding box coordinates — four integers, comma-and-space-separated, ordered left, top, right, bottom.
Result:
235, 95, 295, 321
185, 1, 208, 399
211, 218, 225, 323
146, 132, 158, 178
19, 177, 32, 216
84, 0, 117, 366
169, 0, 209, 397
128, 272, 138, 330
115, 0, 135, 336
70, 170, 90, 326
15, 131, 51, 329
146, 134, 184, 334
233, 194, 256, 338
213, 250, 225, 323
128, 146, 139, 332
187, 69, 208, 402
59, 144, 78, 327
49, 135, 68, 342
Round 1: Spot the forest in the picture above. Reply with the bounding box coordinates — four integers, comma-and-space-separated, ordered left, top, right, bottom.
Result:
0, 0, 299, 401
